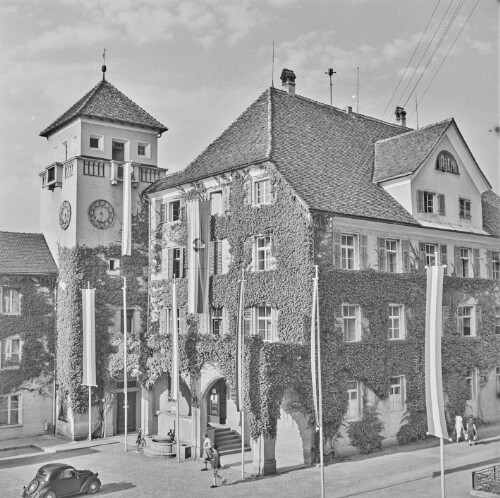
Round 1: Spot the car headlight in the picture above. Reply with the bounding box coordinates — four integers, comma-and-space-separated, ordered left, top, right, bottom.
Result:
27, 481, 39, 493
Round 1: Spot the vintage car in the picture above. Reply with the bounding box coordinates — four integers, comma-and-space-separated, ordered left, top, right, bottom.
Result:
22, 463, 101, 497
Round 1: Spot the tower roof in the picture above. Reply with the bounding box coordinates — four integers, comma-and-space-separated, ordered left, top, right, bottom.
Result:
40, 79, 168, 138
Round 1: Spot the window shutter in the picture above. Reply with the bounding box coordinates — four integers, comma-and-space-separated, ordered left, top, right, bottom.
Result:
402, 239, 410, 272
209, 241, 215, 276
245, 182, 252, 205
179, 248, 184, 278
454, 246, 461, 275
457, 307, 464, 335
473, 248, 480, 278
168, 249, 174, 279
222, 186, 230, 213
417, 190, 424, 212
419, 242, 425, 266
272, 309, 279, 341
442, 305, 450, 336
334, 305, 343, 324
216, 241, 223, 274
333, 232, 341, 267
359, 235, 368, 269
486, 250, 493, 279
438, 194, 446, 215
377, 237, 386, 271
475, 306, 482, 333
0, 287, 3, 314
440, 244, 447, 271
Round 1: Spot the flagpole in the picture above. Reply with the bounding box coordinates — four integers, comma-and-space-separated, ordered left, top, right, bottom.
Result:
123, 277, 128, 451
315, 266, 325, 498
88, 282, 92, 442
172, 277, 180, 462
239, 269, 245, 480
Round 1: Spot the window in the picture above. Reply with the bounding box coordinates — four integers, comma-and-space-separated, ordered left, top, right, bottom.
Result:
211, 308, 223, 336
492, 251, 500, 280
466, 368, 476, 400
341, 235, 355, 270
460, 248, 470, 278
458, 306, 475, 337
60, 141, 68, 162
108, 258, 120, 272
89, 134, 103, 150
388, 305, 405, 340
0, 394, 20, 426
210, 191, 223, 215
112, 141, 125, 161
435, 151, 459, 174
495, 308, 500, 335
244, 306, 278, 341
346, 380, 361, 419
425, 243, 438, 267
417, 191, 445, 215
59, 469, 75, 480
171, 248, 182, 279
255, 236, 272, 271
121, 309, 134, 335
160, 200, 180, 223
1, 287, 21, 315
389, 376, 405, 411
343, 305, 361, 342
0, 335, 22, 369
253, 179, 272, 206
137, 142, 150, 158
424, 192, 434, 213
496, 367, 500, 395
386, 239, 398, 273
459, 198, 471, 220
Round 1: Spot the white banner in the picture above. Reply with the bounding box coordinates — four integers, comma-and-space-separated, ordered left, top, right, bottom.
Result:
122, 162, 132, 256
82, 288, 96, 387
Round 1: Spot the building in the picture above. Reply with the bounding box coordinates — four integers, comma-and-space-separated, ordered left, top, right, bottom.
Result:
0, 232, 57, 440
38, 67, 168, 440
144, 69, 500, 473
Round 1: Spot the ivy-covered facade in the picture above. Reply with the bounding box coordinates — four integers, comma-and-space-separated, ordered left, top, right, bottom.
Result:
0, 232, 57, 440
143, 70, 500, 473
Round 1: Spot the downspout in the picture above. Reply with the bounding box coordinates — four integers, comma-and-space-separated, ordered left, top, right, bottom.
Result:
52, 277, 58, 434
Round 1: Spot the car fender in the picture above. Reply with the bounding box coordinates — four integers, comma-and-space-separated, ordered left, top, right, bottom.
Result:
81, 476, 101, 493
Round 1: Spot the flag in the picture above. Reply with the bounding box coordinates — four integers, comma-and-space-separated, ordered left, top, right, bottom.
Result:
235, 274, 245, 412
82, 288, 96, 387
311, 275, 319, 425
187, 200, 211, 313
122, 162, 132, 256
171, 279, 179, 401
425, 264, 449, 439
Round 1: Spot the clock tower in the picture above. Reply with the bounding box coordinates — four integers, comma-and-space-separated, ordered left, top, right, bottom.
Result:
38, 68, 168, 440
39, 67, 168, 259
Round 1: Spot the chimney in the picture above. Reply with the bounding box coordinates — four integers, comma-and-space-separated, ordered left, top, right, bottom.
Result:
395, 106, 407, 127
347, 106, 352, 114
280, 69, 296, 96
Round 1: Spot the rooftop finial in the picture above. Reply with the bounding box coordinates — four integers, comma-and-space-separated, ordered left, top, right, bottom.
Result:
102, 48, 107, 81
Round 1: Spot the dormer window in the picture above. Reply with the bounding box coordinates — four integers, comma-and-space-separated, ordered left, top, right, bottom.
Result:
417, 190, 445, 215
459, 198, 471, 219
435, 151, 459, 174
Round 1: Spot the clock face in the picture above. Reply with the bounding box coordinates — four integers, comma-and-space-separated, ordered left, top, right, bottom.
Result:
88, 199, 116, 229
59, 201, 71, 230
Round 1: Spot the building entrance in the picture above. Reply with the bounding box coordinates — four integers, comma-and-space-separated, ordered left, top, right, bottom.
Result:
207, 379, 227, 425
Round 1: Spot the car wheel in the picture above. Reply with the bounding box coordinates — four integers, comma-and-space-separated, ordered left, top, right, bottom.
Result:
87, 479, 100, 494
44, 491, 58, 498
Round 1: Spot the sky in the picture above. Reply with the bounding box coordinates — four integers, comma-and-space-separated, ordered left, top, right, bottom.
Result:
0, 0, 498, 233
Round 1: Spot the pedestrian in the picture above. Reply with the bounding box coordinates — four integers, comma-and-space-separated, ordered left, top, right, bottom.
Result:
136, 428, 145, 453
203, 433, 213, 461
210, 445, 226, 488
454, 414, 463, 442
466, 415, 477, 446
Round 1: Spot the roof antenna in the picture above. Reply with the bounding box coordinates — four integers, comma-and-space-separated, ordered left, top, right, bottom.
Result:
356, 67, 360, 113
415, 93, 419, 129
102, 48, 107, 81
271, 41, 275, 88
325, 68, 336, 106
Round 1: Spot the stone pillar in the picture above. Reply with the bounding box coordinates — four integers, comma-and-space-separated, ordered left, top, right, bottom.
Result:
252, 435, 276, 475
141, 386, 156, 436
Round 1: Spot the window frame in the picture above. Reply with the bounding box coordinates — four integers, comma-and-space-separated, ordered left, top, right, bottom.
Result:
425, 243, 438, 267
460, 248, 471, 278
346, 380, 362, 420
244, 306, 278, 342
492, 251, 500, 280
341, 234, 356, 270
388, 304, 405, 340
160, 200, 181, 224
253, 178, 272, 206
112, 139, 127, 162
210, 190, 223, 215
211, 307, 223, 336
89, 134, 103, 151
385, 239, 398, 273
0, 393, 21, 427
459, 198, 471, 220
108, 258, 120, 272
0, 335, 22, 370
465, 367, 477, 401
423, 191, 435, 213
121, 309, 135, 337
254, 235, 272, 271
137, 141, 151, 159
495, 307, 500, 336
458, 305, 475, 337
389, 375, 405, 412
1, 287, 21, 315
342, 304, 361, 342
172, 248, 182, 279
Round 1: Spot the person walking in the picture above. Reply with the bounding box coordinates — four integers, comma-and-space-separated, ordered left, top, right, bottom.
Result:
454, 414, 463, 442
203, 433, 213, 460
210, 445, 226, 488
466, 415, 477, 446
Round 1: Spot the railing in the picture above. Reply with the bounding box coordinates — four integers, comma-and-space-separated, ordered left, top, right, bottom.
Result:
472, 464, 500, 495
64, 159, 75, 178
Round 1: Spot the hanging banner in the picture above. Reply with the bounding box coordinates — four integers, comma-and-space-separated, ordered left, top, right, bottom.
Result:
425, 264, 449, 439
310, 276, 319, 426
187, 200, 211, 313
82, 288, 97, 387
122, 162, 132, 256
235, 274, 245, 412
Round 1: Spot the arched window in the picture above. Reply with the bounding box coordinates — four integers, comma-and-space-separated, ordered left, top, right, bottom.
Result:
435, 151, 459, 174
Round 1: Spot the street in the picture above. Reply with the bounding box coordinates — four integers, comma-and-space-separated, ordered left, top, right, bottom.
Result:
1, 434, 499, 497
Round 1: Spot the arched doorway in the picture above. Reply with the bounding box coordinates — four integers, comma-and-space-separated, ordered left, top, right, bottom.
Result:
207, 378, 227, 425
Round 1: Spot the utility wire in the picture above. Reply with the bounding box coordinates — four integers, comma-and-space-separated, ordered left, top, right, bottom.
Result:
403, 0, 468, 108
381, 0, 442, 120
408, 0, 481, 117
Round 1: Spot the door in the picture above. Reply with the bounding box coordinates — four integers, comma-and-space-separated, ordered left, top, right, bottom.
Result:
208, 379, 227, 425
117, 392, 136, 434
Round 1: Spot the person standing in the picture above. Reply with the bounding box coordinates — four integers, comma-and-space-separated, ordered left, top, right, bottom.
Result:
466, 415, 477, 446
203, 433, 213, 461
454, 414, 463, 442
210, 445, 227, 488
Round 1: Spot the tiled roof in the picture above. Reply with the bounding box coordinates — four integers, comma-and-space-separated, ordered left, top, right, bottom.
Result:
40, 79, 168, 137
0, 232, 58, 275
482, 190, 500, 236
373, 119, 452, 183
147, 88, 419, 224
